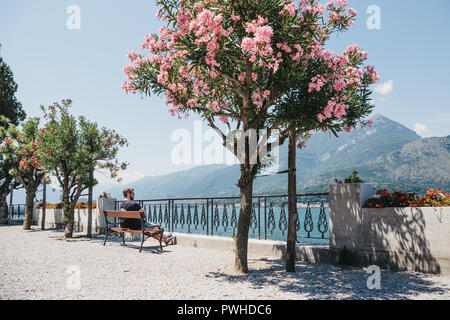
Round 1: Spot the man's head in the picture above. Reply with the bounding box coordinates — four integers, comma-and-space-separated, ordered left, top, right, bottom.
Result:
123, 188, 135, 200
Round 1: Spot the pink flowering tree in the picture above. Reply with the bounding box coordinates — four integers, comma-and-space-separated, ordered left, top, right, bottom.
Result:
122, 0, 378, 273
38, 100, 129, 238
0, 117, 47, 230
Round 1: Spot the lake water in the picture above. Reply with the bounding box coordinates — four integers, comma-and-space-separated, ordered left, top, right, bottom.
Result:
10, 205, 25, 221
144, 204, 330, 245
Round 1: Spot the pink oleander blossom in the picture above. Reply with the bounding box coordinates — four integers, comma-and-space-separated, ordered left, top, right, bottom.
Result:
281, 1, 298, 17
308, 75, 326, 93
127, 51, 138, 61
231, 14, 240, 21
3, 137, 12, 145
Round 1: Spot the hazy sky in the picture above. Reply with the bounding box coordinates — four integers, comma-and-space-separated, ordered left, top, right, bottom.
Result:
1, 0, 449, 188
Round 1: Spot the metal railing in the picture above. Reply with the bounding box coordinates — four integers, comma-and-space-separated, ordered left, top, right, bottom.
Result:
9, 204, 26, 221
115, 193, 330, 244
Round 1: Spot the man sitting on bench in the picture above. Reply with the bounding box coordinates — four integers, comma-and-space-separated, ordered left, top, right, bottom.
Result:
120, 188, 175, 245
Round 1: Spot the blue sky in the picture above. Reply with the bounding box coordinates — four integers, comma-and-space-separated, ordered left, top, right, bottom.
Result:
1, 0, 449, 189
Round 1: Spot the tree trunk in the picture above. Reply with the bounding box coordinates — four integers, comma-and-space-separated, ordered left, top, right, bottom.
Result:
41, 182, 46, 230
286, 129, 298, 272
63, 191, 74, 238
64, 206, 75, 238
8, 185, 14, 224
0, 193, 8, 224
235, 170, 255, 274
23, 188, 36, 230
0, 176, 13, 224
87, 169, 93, 238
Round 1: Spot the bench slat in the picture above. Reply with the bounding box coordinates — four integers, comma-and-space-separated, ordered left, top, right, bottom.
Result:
123, 229, 162, 234
104, 210, 142, 219
110, 227, 129, 232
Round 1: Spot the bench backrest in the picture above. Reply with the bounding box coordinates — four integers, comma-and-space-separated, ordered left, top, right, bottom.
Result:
104, 210, 144, 219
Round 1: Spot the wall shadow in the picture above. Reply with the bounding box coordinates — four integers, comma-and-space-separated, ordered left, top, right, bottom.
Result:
357, 207, 445, 274
329, 184, 447, 274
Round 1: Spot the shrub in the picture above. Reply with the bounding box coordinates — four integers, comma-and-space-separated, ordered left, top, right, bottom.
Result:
411, 189, 450, 207
335, 171, 364, 184
366, 189, 449, 208
100, 192, 111, 199
366, 189, 416, 208
36, 202, 96, 209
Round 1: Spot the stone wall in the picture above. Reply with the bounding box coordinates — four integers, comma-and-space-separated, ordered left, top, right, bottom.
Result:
32, 197, 116, 233
329, 183, 374, 250
329, 183, 450, 274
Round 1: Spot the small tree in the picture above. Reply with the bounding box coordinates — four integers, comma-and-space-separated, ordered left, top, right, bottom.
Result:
0, 50, 26, 224
268, 39, 378, 271
0, 117, 46, 229
38, 100, 128, 238
123, 0, 377, 273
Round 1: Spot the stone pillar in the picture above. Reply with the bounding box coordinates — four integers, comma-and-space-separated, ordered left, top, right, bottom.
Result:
329, 183, 374, 252
96, 197, 116, 233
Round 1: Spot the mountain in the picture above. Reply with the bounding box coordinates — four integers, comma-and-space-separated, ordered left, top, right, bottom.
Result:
294, 113, 422, 171
349, 136, 450, 192
252, 113, 424, 193
103, 114, 448, 199
105, 164, 230, 199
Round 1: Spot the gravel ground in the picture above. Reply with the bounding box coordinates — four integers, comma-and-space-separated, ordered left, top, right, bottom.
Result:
1, 225, 450, 300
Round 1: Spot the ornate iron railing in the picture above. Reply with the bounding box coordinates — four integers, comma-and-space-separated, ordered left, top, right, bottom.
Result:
115, 193, 329, 243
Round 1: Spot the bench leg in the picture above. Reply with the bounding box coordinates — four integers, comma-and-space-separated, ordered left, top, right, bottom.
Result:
139, 234, 144, 253
121, 232, 125, 245
103, 229, 109, 246
159, 232, 163, 251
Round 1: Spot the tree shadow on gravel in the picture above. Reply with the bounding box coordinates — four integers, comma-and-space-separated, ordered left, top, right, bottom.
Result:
207, 258, 450, 300
49, 233, 172, 254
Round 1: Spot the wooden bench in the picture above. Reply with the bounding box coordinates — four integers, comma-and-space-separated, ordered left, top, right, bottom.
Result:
103, 210, 164, 252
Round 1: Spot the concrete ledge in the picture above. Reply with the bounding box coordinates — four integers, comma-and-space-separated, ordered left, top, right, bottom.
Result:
173, 232, 332, 263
